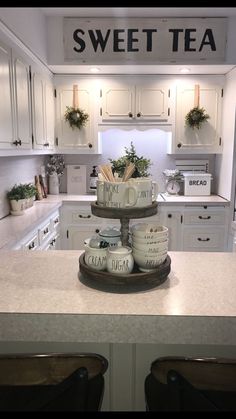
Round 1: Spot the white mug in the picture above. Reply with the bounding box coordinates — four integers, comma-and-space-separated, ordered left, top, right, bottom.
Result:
128, 178, 158, 207
103, 181, 138, 208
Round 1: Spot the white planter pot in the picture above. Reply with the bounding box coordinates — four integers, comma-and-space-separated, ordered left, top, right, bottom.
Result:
49, 173, 60, 195
10, 199, 26, 215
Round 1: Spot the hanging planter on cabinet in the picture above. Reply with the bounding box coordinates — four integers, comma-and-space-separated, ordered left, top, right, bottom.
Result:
64, 84, 89, 130
185, 84, 210, 130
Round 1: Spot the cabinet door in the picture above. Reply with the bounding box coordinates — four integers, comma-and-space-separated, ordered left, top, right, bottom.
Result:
159, 207, 183, 251
32, 72, 45, 148
0, 42, 14, 149
135, 85, 169, 121
101, 83, 135, 121
44, 79, 55, 149
175, 84, 222, 153
56, 86, 93, 149
67, 225, 101, 250
13, 56, 32, 149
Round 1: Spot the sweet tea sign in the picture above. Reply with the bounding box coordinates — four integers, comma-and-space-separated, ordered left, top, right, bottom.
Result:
63, 17, 227, 64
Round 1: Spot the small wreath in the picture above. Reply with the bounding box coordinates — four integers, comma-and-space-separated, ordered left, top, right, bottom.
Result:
185, 106, 210, 130
64, 106, 89, 130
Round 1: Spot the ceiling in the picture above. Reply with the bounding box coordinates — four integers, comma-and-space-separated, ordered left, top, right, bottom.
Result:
41, 7, 236, 75
40, 8, 236, 18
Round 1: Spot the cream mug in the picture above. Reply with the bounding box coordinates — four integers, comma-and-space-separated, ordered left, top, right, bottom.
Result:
128, 178, 158, 207
103, 181, 138, 208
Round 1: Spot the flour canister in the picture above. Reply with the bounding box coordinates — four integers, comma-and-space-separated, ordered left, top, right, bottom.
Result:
107, 246, 134, 275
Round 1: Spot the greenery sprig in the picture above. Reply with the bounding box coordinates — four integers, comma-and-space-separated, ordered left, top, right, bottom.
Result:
185, 106, 210, 130
109, 142, 152, 178
64, 106, 89, 130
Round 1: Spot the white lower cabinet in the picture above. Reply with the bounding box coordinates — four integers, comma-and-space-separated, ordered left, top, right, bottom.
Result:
160, 203, 229, 252
8, 209, 61, 251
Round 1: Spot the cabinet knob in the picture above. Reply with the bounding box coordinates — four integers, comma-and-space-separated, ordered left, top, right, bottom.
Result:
137, 112, 141, 118
177, 143, 182, 148
95, 228, 100, 233
128, 112, 133, 118
167, 214, 172, 218
88, 143, 93, 148
44, 142, 49, 147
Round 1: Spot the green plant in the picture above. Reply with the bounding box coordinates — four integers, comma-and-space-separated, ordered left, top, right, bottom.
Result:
7, 183, 37, 201
64, 106, 89, 130
185, 106, 210, 130
109, 142, 152, 178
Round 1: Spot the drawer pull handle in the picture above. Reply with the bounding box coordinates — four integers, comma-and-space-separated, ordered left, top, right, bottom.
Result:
54, 218, 59, 224
197, 237, 210, 242
28, 242, 35, 249
199, 216, 211, 220
43, 228, 49, 234
79, 214, 91, 218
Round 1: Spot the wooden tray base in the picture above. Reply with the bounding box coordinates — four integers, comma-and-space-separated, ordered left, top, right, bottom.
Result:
78, 253, 171, 294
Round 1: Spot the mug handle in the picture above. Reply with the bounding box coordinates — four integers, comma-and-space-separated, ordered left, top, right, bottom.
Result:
152, 181, 158, 201
126, 185, 138, 207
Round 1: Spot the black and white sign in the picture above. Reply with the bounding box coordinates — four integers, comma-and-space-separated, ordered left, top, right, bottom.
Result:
63, 17, 227, 64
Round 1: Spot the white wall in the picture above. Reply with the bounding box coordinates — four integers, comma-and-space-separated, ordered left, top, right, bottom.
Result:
0, 8, 48, 63
215, 67, 236, 201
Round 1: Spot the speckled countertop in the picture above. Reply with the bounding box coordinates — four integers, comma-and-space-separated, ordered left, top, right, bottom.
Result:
0, 193, 229, 249
0, 250, 236, 345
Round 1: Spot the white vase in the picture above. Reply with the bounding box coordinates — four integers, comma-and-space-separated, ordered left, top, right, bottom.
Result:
49, 173, 60, 195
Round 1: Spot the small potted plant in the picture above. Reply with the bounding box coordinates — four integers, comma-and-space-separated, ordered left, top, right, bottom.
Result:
109, 142, 152, 178
7, 183, 37, 215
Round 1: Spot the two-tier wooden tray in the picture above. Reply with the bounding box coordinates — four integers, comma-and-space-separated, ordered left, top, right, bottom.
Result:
79, 253, 171, 293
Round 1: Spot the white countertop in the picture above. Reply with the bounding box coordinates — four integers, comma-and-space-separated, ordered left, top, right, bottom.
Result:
160, 193, 229, 204
0, 250, 236, 345
0, 193, 230, 250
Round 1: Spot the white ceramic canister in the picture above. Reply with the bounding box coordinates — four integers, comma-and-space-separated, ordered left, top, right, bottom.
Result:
98, 226, 122, 247
107, 246, 134, 275
84, 243, 107, 271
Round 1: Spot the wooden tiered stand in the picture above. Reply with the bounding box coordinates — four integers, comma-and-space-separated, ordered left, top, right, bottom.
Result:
78, 201, 171, 292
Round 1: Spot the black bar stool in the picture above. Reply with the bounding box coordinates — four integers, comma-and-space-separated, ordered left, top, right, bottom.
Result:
145, 356, 236, 411
0, 352, 108, 411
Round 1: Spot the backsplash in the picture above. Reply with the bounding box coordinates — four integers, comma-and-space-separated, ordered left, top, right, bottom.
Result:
62, 128, 216, 194
0, 129, 216, 219
0, 156, 46, 219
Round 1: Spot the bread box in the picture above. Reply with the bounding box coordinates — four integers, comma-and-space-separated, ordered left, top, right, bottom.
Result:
183, 173, 212, 196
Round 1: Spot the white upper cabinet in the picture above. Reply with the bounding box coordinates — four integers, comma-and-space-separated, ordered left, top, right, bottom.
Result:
31, 70, 55, 150
100, 77, 171, 124
0, 42, 14, 149
168, 78, 224, 154
0, 41, 31, 150
54, 77, 101, 153
12, 54, 32, 149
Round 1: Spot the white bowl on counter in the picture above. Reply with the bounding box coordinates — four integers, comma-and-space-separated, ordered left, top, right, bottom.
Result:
131, 223, 168, 240
132, 239, 168, 253
132, 249, 168, 272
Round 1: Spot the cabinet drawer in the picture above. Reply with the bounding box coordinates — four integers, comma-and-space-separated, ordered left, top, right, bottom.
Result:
71, 210, 97, 224
183, 228, 225, 251
21, 233, 39, 251
38, 220, 51, 245
50, 211, 60, 233
183, 211, 225, 225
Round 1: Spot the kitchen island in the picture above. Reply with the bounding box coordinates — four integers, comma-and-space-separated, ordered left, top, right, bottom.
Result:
0, 250, 236, 410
